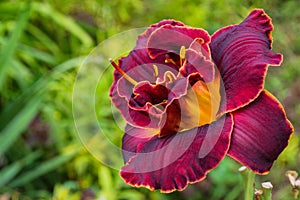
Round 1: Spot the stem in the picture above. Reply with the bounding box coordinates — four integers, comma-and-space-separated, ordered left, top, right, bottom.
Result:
245, 170, 255, 200
239, 166, 255, 200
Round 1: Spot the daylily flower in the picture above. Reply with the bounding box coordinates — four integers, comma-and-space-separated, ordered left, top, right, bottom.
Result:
109, 9, 294, 193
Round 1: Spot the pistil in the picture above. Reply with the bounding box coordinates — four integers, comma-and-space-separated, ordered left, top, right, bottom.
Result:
109, 58, 138, 85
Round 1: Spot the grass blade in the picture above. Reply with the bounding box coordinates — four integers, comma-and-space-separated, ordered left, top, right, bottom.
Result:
0, 3, 31, 88
27, 23, 61, 55
0, 93, 42, 156
18, 43, 58, 65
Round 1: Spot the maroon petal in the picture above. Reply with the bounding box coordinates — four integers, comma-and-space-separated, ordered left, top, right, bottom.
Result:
210, 9, 283, 115
227, 90, 294, 173
122, 124, 158, 163
148, 24, 210, 59
120, 114, 233, 193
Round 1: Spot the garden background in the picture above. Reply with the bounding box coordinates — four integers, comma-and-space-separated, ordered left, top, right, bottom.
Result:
0, 0, 299, 199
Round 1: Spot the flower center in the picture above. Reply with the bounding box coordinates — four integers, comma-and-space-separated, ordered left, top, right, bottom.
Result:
112, 44, 221, 138
130, 83, 169, 108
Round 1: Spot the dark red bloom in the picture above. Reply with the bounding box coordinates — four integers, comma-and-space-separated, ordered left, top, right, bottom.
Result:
109, 9, 293, 192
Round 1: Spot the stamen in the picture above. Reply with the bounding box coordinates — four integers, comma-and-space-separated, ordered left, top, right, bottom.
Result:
180, 46, 186, 66
165, 54, 177, 65
109, 58, 138, 85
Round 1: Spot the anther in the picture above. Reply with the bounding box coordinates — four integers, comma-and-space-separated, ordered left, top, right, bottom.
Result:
179, 46, 186, 66
153, 64, 159, 77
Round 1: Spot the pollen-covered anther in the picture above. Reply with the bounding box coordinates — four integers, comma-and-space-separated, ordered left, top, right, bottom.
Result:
179, 46, 186, 66
153, 64, 159, 77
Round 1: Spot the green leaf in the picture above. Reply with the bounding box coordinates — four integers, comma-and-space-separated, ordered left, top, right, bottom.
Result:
0, 3, 31, 89
32, 2, 93, 49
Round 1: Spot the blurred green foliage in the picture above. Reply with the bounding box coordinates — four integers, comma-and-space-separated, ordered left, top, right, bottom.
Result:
0, 0, 299, 199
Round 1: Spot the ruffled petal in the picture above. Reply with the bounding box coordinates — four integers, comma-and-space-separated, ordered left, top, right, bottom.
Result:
120, 114, 233, 193
189, 38, 211, 60
136, 20, 184, 49
147, 24, 210, 59
227, 90, 294, 174
210, 9, 283, 115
